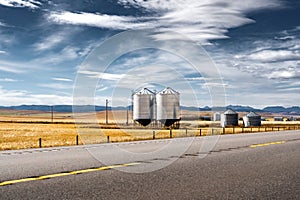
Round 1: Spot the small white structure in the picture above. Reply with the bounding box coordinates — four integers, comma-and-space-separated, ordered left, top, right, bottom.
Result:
221, 109, 238, 127
243, 112, 261, 127
213, 112, 221, 121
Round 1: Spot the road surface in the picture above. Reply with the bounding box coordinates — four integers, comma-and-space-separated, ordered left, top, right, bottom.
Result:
1, 131, 299, 199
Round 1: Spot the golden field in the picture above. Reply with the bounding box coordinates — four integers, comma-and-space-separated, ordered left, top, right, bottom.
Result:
1, 110, 300, 150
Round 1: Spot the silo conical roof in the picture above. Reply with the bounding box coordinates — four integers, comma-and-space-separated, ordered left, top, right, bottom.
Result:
158, 87, 179, 94
134, 88, 155, 95
224, 109, 237, 115
247, 112, 260, 117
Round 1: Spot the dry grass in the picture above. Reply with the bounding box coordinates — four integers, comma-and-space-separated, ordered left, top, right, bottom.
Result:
1, 110, 300, 150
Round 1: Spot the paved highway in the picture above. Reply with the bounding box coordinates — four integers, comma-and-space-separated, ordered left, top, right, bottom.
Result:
1, 131, 299, 199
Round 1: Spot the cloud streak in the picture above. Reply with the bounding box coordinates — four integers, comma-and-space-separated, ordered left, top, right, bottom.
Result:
48, 11, 151, 30
0, 0, 41, 9
33, 32, 68, 52
48, 0, 283, 43
52, 77, 72, 82
246, 50, 300, 63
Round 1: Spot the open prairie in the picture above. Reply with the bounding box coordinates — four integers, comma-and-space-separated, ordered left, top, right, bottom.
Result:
1, 109, 300, 150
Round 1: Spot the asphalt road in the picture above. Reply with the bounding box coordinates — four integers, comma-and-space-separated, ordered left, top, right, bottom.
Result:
1, 131, 299, 199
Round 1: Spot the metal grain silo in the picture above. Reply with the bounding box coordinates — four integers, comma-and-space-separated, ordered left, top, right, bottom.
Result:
243, 112, 261, 127
133, 88, 156, 126
156, 87, 180, 126
221, 109, 238, 127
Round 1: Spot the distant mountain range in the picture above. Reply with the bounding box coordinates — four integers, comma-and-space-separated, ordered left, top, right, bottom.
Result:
0, 105, 300, 114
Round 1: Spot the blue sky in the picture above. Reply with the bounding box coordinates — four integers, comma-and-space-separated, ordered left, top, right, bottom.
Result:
0, 0, 299, 108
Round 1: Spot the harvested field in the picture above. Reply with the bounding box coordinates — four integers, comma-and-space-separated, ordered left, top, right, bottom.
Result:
1, 110, 300, 150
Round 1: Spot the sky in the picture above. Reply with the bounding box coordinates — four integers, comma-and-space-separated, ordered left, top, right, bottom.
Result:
0, 0, 299, 108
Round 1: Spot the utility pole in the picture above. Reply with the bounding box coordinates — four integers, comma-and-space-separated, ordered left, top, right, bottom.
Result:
106, 99, 109, 125
126, 108, 129, 126
51, 106, 54, 123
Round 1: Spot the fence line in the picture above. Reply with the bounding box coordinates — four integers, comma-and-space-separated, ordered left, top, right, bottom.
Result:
31, 125, 300, 149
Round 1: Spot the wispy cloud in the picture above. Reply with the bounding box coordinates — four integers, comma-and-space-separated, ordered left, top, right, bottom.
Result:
0, 59, 42, 73
0, 64, 24, 73
48, 11, 151, 30
0, 86, 73, 106
0, 0, 41, 9
48, 0, 283, 43
52, 77, 72, 82
33, 32, 68, 52
38, 83, 73, 90
215, 26, 300, 82
0, 78, 19, 82
79, 70, 126, 80
244, 50, 300, 63
32, 46, 82, 64
266, 70, 298, 79
0, 21, 7, 27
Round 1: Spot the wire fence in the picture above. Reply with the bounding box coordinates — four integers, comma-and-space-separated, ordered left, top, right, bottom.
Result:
22, 125, 300, 149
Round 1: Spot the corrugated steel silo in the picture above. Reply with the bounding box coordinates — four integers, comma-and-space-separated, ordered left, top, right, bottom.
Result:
221, 109, 238, 127
133, 88, 156, 126
243, 112, 261, 127
156, 87, 180, 126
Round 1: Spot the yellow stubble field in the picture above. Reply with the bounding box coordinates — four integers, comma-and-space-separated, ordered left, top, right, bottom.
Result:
1, 110, 300, 150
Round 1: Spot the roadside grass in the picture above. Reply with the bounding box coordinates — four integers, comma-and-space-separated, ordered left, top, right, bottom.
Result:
1, 114, 300, 150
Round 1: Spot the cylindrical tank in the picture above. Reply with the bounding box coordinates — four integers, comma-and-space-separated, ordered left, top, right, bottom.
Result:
221, 109, 238, 127
156, 87, 180, 126
133, 88, 156, 126
243, 112, 261, 127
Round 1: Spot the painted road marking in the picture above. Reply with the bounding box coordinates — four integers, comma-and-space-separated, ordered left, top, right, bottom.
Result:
0, 140, 289, 187
0, 162, 140, 187
250, 141, 286, 148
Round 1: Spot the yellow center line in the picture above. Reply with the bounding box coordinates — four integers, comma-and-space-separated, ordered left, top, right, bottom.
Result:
0, 162, 140, 187
250, 141, 286, 148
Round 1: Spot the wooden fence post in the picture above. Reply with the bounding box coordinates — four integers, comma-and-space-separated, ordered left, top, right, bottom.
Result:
39, 138, 42, 148
153, 131, 155, 140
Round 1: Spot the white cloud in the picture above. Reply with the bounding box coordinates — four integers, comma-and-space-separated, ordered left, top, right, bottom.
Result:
0, 22, 7, 27
32, 46, 81, 64
38, 83, 73, 90
223, 27, 300, 82
266, 70, 297, 79
0, 59, 42, 74
33, 32, 67, 51
78, 70, 126, 80
48, 0, 283, 43
48, 11, 151, 30
96, 86, 109, 92
52, 77, 72, 82
0, 64, 24, 73
0, 50, 7, 54
0, 30, 14, 47
0, 86, 73, 106
0, 78, 18, 82
247, 50, 300, 62
0, 0, 41, 9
